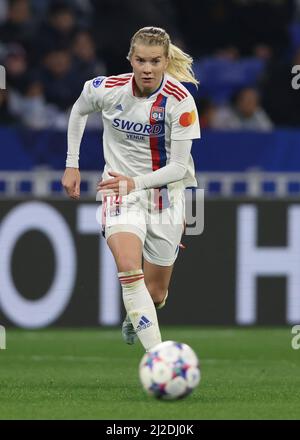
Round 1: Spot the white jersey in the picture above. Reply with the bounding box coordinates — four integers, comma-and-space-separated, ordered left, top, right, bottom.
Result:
81, 72, 201, 189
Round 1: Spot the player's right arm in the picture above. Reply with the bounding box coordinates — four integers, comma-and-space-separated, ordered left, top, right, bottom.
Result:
62, 76, 106, 199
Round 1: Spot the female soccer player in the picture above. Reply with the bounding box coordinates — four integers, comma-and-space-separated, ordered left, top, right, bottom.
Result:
62, 27, 200, 351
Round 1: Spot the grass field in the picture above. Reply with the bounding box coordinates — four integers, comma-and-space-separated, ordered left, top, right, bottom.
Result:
0, 327, 299, 420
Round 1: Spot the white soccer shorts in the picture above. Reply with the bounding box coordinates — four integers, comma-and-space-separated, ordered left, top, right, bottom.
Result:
101, 189, 185, 266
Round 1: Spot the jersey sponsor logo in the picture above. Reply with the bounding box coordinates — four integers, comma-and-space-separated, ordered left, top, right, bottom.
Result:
151, 106, 165, 121
112, 118, 163, 137
92, 76, 105, 88
179, 110, 196, 127
126, 134, 145, 141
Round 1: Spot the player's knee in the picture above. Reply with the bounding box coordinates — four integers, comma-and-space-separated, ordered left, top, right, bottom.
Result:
117, 255, 141, 273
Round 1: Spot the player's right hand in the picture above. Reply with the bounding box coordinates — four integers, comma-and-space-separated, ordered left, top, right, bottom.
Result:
61, 168, 81, 199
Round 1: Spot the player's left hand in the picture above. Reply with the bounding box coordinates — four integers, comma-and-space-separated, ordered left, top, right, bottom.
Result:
97, 171, 135, 195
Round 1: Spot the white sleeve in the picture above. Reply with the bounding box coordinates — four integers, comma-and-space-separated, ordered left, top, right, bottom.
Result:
66, 77, 106, 168
133, 139, 192, 190
170, 95, 201, 140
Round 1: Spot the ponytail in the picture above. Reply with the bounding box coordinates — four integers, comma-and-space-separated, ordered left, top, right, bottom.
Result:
167, 43, 199, 87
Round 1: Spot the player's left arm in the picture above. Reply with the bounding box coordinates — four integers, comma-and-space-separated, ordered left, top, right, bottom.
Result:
133, 138, 193, 190
97, 139, 192, 195
131, 95, 201, 190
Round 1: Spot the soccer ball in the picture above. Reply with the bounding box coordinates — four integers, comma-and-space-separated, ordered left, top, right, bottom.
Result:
139, 340, 201, 400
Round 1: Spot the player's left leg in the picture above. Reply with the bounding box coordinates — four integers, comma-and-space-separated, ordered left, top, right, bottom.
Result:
141, 188, 186, 312
143, 259, 174, 309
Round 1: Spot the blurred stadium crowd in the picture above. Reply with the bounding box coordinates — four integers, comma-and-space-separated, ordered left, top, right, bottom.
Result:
1, 0, 300, 130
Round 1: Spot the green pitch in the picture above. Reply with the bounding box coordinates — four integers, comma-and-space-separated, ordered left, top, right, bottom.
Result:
0, 327, 299, 420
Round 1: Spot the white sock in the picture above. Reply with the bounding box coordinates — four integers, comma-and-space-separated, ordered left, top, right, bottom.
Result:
156, 290, 169, 309
118, 269, 162, 351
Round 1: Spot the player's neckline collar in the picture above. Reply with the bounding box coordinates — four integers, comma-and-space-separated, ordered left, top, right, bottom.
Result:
131, 75, 165, 99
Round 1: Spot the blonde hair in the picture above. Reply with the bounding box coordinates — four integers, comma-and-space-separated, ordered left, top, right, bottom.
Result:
127, 27, 199, 87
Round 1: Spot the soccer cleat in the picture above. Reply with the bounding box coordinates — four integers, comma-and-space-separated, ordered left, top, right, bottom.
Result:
122, 314, 138, 345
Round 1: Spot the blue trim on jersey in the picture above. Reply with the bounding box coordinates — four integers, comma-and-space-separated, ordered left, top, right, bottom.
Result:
156, 94, 167, 168
149, 93, 170, 210
156, 94, 170, 209
147, 75, 165, 99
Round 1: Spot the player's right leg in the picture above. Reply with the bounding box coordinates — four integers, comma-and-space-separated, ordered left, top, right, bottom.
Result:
106, 231, 141, 345
106, 230, 162, 351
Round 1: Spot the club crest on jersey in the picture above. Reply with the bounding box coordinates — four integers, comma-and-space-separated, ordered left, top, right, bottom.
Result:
151, 106, 165, 122
93, 76, 105, 88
